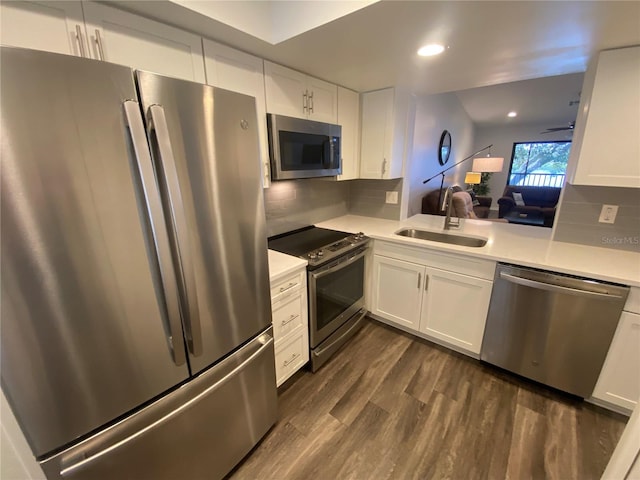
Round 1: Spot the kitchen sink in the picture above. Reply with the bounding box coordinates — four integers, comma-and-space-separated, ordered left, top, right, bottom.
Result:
395, 228, 487, 247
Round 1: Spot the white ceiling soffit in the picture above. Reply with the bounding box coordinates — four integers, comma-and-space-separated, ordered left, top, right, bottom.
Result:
112, 1, 640, 96
169, 0, 379, 44
455, 72, 585, 127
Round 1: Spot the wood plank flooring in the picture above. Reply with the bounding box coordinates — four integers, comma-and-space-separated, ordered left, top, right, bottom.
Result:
230, 320, 627, 480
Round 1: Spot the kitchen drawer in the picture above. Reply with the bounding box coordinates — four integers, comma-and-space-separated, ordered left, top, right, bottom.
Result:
270, 270, 305, 302
272, 291, 305, 344
274, 329, 309, 386
374, 240, 496, 280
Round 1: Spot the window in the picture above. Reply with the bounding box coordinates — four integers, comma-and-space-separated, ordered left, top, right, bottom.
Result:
508, 141, 572, 187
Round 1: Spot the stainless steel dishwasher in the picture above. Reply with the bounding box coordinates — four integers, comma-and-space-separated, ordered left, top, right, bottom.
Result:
480, 263, 629, 398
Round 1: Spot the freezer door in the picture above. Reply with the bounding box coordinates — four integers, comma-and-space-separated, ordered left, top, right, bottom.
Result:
40, 329, 277, 480
136, 71, 272, 374
1, 48, 190, 458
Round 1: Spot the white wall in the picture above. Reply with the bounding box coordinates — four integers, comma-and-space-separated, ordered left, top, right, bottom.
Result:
1, 391, 45, 479
405, 92, 475, 217
474, 124, 573, 207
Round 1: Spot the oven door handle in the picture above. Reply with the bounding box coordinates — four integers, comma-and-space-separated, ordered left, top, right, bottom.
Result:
311, 249, 367, 280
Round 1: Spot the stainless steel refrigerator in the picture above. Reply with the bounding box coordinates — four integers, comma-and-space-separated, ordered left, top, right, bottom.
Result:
1, 46, 277, 479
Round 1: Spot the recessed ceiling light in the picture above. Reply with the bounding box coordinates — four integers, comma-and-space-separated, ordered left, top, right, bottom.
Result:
417, 44, 445, 57
507, 111, 517, 118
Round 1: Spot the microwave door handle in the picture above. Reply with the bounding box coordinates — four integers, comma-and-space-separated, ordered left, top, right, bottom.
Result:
329, 137, 335, 169
322, 137, 333, 169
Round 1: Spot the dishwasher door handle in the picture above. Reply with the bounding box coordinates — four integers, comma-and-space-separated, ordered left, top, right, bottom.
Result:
499, 272, 625, 300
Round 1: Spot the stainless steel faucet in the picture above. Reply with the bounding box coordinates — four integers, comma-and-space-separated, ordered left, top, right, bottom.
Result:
441, 187, 460, 230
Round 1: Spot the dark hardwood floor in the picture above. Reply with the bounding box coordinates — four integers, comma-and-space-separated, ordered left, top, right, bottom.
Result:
230, 320, 627, 480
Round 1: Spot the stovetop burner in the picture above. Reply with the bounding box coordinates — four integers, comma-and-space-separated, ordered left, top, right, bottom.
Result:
268, 226, 369, 268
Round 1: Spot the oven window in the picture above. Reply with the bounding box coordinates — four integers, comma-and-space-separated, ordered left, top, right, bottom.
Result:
279, 131, 329, 171
315, 255, 364, 331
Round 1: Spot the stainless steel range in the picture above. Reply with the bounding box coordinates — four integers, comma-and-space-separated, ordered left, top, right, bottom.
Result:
268, 227, 370, 371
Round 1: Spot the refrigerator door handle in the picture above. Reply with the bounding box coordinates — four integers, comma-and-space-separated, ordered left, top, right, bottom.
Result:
123, 100, 187, 367
58, 331, 274, 478
147, 104, 203, 357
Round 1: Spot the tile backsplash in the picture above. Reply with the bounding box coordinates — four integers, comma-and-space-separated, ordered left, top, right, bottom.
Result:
348, 179, 403, 220
264, 178, 403, 237
553, 184, 640, 252
264, 179, 349, 237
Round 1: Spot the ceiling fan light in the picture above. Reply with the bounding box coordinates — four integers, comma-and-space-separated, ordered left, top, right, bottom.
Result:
417, 44, 445, 57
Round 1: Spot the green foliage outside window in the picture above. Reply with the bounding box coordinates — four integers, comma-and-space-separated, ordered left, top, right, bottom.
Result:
509, 141, 572, 187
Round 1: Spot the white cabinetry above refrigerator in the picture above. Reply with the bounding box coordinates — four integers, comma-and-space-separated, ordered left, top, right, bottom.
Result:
0, 0, 206, 82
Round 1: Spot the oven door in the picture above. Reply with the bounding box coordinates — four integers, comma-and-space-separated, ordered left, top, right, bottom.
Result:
308, 247, 366, 348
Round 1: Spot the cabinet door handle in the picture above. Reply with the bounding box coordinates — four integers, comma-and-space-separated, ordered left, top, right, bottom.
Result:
281, 314, 299, 327
75, 25, 87, 58
424, 274, 429, 291
417, 273, 421, 289
95, 29, 105, 61
283, 352, 301, 367
302, 91, 308, 113
381, 158, 387, 177
309, 91, 314, 113
279, 282, 297, 293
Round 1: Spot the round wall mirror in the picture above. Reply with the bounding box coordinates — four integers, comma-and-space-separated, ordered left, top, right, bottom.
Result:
438, 130, 452, 165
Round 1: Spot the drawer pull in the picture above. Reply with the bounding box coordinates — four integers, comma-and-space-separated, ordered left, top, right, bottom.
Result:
283, 352, 301, 367
281, 314, 299, 327
279, 282, 297, 293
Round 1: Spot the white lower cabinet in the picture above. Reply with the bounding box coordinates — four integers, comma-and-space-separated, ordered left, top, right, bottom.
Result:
270, 267, 309, 386
592, 310, 640, 413
419, 266, 492, 354
371, 255, 423, 330
370, 241, 495, 356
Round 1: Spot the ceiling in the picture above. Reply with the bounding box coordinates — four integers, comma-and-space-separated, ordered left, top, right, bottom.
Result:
168, 0, 377, 44
115, 0, 640, 97
455, 72, 584, 128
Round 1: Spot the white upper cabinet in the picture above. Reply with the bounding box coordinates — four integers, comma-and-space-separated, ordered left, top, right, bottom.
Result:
264, 61, 338, 123
336, 86, 361, 181
203, 39, 270, 187
82, 1, 205, 83
570, 46, 640, 188
359, 87, 414, 179
0, 1, 86, 57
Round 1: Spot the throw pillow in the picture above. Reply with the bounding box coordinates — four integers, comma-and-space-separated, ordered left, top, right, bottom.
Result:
513, 192, 525, 206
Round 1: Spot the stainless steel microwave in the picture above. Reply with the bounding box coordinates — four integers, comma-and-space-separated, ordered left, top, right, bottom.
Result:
267, 114, 341, 180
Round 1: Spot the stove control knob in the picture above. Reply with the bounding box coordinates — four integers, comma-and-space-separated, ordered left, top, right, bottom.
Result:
317, 250, 324, 257
309, 252, 317, 259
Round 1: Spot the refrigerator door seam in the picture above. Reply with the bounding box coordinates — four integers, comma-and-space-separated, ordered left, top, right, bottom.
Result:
147, 104, 203, 357
123, 100, 187, 367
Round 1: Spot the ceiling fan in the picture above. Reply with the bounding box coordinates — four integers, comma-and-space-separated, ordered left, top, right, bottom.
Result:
540, 121, 575, 134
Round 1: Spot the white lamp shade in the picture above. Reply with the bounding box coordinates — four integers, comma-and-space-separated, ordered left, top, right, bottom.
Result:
464, 172, 482, 184
472, 156, 504, 172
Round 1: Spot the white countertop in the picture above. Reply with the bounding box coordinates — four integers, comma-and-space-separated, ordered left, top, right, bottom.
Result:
315, 214, 640, 287
268, 249, 307, 282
